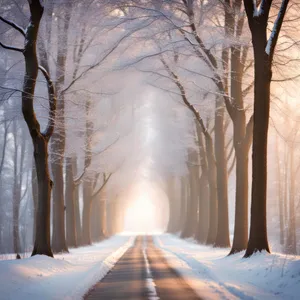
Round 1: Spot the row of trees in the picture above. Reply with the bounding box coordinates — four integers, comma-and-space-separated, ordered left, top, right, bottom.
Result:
118, 0, 295, 256
0, 0, 298, 258
0, 0, 136, 257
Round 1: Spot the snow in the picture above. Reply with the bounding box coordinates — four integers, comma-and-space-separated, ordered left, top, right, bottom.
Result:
2, 234, 299, 300
265, 2, 286, 56
0, 235, 134, 300
252, 0, 264, 17
155, 234, 300, 300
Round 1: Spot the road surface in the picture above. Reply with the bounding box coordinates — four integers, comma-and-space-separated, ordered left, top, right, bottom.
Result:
85, 235, 201, 300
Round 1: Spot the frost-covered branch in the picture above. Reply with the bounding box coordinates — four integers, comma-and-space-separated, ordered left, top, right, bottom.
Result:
0, 16, 26, 37
160, 56, 210, 139
266, 0, 290, 63
92, 173, 113, 199
0, 42, 23, 53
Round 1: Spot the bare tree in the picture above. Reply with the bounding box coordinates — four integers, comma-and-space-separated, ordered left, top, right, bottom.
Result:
12, 120, 28, 256
50, 2, 73, 254
0, 0, 57, 257
82, 173, 112, 245
243, 0, 290, 257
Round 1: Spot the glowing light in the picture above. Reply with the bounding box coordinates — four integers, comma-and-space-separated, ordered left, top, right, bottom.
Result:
122, 181, 169, 234
124, 195, 156, 233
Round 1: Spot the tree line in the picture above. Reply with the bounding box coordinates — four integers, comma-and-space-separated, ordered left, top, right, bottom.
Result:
0, 0, 298, 258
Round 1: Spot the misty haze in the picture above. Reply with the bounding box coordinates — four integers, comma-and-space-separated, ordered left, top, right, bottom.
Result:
0, 0, 299, 299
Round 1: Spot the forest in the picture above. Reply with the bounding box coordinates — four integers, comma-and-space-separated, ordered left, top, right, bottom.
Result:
0, 0, 299, 299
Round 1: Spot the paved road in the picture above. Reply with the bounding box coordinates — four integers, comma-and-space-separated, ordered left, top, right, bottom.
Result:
85, 235, 201, 300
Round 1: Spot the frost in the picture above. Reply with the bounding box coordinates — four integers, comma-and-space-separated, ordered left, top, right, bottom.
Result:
253, 1, 264, 17
265, 2, 286, 55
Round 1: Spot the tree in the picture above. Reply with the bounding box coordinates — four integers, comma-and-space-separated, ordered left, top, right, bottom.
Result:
243, 0, 290, 257
275, 134, 284, 246
65, 156, 78, 247
12, 120, 28, 255
160, 56, 218, 244
0, 0, 56, 257
195, 121, 209, 243
91, 187, 107, 242
82, 173, 112, 245
181, 148, 200, 238
219, 0, 254, 254
50, 2, 72, 254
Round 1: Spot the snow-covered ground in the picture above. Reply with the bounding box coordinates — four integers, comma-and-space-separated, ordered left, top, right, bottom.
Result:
0, 235, 134, 300
1, 233, 299, 300
155, 234, 300, 300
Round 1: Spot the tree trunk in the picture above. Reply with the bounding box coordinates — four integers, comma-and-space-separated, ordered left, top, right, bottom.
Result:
13, 189, 21, 255
82, 202, 92, 245
167, 176, 180, 233
205, 136, 218, 245
214, 98, 230, 248
50, 5, 72, 254
110, 200, 119, 236
167, 176, 175, 233
228, 39, 252, 254
73, 157, 82, 246
91, 196, 106, 242
99, 191, 107, 238
230, 142, 249, 253
91, 199, 99, 242
106, 200, 113, 236
283, 143, 288, 243
20, 0, 54, 257
172, 179, 182, 234
179, 176, 188, 233
180, 179, 191, 238
275, 135, 284, 246
51, 157, 68, 253
286, 147, 296, 254
195, 123, 209, 243
230, 113, 251, 254
82, 180, 92, 245
74, 184, 81, 245
0, 121, 9, 252
245, 27, 271, 257
65, 157, 77, 247
12, 122, 21, 255
196, 174, 209, 243
181, 149, 199, 238
32, 160, 38, 243
32, 138, 53, 257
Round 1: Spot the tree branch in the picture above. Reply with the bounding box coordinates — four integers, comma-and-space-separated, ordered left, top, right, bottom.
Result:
0, 42, 23, 53
0, 16, 26, 37
267, 0, 290, 63
160, 56, 211, 139
243, 0, 255, 25
92, 173, 113, 199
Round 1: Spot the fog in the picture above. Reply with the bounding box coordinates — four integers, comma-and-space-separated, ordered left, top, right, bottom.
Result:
0, 0, 299, 259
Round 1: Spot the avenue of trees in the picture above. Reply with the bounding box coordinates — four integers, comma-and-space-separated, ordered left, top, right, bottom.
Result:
0, 0, 300, 258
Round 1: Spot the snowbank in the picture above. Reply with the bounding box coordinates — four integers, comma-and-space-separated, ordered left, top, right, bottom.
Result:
155, 234, 300, 300
0, 235, 134, 300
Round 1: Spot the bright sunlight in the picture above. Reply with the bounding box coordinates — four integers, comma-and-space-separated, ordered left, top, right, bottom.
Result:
122, 181, 169, 233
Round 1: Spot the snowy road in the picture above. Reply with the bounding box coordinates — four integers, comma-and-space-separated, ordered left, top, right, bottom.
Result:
85, 236, 201, 300
2, 234, 299, 299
